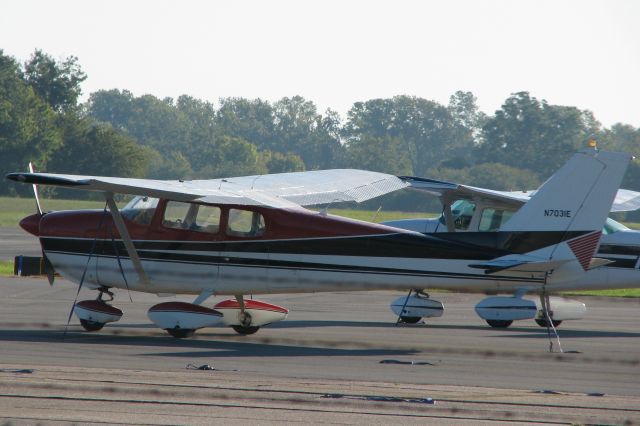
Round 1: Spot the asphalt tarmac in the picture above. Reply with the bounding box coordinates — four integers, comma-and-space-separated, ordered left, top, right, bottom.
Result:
0, 275, 639, 424
0, 227, 41, 260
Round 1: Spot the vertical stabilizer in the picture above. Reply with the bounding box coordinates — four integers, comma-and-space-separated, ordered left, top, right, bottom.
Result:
475, 148, 632, 280
501, 148, 630, 233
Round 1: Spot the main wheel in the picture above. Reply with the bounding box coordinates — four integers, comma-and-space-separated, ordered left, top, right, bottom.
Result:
399, 316, 422, 324
232, 325, 260, 335
535, 318, 562, 328
80, 319, 105, 331
486, 319, 513, 328
166, 328, 195, 338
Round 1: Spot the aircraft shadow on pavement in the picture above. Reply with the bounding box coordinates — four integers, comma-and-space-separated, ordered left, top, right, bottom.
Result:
0, 329, 419, 358
269, 320, 640, 338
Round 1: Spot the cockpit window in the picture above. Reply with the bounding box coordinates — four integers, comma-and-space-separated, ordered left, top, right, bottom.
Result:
121, 196, 158, 225
162, 201, 221, 233
450, 199, 476, 231
603, 217, 629, 235
227, 209, 266, 237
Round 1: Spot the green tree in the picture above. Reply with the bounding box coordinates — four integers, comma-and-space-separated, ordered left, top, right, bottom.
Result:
0, 50, 62, 194
23, 49, 87, 113
175, 95, 218, 170
344, 96, 470, 176
146, 149, 193, 179
50, 115, 149, 177
445, 91, 487, 167
428, 162, 540, 191
216, 97, 277, 150
196, 135, 267, 178
479, 92, 599, 176
345, 134, 412, 175
273, 96, 343, 169
260, 150, 305, 173
86, 89, 135, 130
599, 123, 640, 155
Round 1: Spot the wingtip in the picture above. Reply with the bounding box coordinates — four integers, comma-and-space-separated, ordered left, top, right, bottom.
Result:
6, 172, 26, 182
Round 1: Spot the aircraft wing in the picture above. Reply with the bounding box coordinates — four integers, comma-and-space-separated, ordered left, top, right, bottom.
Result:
401, 176, 640, 212
7, 169, 408, 208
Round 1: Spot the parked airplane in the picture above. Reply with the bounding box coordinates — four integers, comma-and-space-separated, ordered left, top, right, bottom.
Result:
384, 157, 640, 328
6, 147, 630, 337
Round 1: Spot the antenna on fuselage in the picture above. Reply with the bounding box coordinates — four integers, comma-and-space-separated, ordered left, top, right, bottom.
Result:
371, 205, 382, 222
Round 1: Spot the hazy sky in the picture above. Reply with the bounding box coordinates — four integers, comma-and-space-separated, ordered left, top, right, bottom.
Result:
2, 0, 639, 127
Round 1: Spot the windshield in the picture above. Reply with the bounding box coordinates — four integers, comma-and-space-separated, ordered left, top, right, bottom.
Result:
603, 217, 629, 235
449, 199, 476, 230
121, 196, 159, 225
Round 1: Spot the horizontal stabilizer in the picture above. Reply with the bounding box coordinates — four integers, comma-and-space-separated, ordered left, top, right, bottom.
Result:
469, 258, 570, 275
589, 257, 614, 269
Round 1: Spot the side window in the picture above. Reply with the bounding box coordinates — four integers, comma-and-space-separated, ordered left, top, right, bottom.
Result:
479, 208, 515, 231
227, 209, 266, 237
163, 201, 191, 229
194, 205, 221, 233
163, 201, 221, 233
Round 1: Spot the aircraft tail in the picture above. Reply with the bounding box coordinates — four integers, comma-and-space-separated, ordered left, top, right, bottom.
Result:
472, 148, 631, 278
501, 148, 630, 233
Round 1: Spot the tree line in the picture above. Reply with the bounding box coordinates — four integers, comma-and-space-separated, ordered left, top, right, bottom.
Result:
2, 49, 640, 213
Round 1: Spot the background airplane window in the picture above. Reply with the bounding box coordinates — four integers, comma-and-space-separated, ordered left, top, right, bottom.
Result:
121, 196, 158, 225
479, 208, 515, 231
603, 217, 629, 235
451, 199, 475, 230
227, 209, 265, 237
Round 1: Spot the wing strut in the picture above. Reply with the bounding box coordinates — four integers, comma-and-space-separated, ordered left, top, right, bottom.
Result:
104, 193, 150, 286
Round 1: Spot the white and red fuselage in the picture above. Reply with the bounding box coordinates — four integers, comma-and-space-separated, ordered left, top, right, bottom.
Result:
21, 199, 600, 297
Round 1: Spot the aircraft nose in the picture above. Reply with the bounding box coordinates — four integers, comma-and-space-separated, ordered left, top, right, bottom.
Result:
19, 213, 41, 237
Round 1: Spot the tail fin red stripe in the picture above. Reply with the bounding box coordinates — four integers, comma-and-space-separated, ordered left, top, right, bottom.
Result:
567, 231, 602, 270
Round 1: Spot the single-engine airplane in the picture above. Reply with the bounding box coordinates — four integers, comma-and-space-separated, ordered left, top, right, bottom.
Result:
6, 147, 631, 337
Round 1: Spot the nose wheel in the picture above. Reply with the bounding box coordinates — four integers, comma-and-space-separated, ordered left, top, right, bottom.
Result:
75, 287, 122, 332
80, 319, 105, 331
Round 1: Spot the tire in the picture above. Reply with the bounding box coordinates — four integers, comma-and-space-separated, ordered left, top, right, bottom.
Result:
535, 318, 562, 328
232, 325, 260, 335
166, 328, 195, 338
80, 319, 105, 332
399, 316, 422, 324
486, 319, 513, 328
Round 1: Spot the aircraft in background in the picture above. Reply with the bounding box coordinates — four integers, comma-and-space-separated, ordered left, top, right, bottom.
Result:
6, 147, 630, 337
384, 159, 640, 328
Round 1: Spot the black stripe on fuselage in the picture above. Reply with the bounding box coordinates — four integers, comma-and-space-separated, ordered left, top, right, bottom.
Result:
41, 230, 588, 261
599, 244, 640, 256
45, 249, 545, 284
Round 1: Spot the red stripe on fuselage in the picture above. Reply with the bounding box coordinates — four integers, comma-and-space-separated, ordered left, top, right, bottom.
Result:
36, 203, 401, 242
